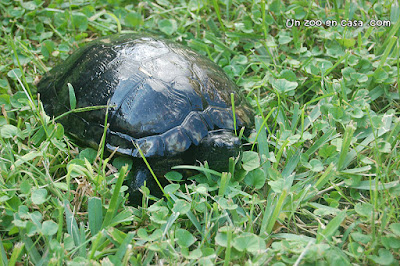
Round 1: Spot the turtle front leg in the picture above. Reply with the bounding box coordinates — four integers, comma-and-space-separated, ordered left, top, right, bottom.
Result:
126, 163, 165, 205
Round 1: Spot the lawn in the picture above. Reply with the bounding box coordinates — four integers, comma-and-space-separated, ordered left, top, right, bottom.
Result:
1, 0, 400, 264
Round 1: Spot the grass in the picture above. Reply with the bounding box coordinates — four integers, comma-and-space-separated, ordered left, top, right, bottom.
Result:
1, 0, 400, 264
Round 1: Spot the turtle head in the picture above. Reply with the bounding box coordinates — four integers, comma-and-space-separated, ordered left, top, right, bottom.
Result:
193, 129, 241, 172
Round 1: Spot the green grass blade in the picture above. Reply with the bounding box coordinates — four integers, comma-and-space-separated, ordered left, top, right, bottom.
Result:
8, 242, 24, 266
231, 93, 237, 136
88, 230, 105, 260
54, 105, 110, 121
223, 228, 232, 266
20, 234, 41, 264
229, 157, 235, 177
109, 210, 134, 228
255, 116, 270, 174
315, 163, 335, 190
251, 108, 276, 151
64, 200, 81, 248
304, 129, 336, 158
172, 165, 222, 177
218, 172, 230, 196
316, 210, 347, 243
161, 212, 180, 239
79, 222, 86, 258
185, 210, 203, 236
67, 83, 77, 110
260, 193, 275, 235
378, 18, 400, 54
115, 232, 135, 261
291, 102, 300, 132
204, 32, 237, 55
337, 123, 355, 170
273, 140, 289, 170
0, 236, 8, 266
105, 11, 122, 33
102, 165, 128, 229
266, 189, 288, 234
377, 36, 397, 70
88, 197, 103, 236
134, 143, 172, 203
343, 180, 399, 191
143, 250, 155, 265
273, 233, 316, 243
210, 0, 225, 32
282, 149, 301, 179
303, 103, 322, 130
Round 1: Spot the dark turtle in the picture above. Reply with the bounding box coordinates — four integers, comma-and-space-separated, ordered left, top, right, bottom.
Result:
37, 34, 253, 203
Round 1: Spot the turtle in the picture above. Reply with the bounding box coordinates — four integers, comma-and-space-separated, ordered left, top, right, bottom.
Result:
37, 33, 253, 204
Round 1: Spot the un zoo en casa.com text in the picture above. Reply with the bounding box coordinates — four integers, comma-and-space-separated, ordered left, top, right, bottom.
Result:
286, 19, 391, 28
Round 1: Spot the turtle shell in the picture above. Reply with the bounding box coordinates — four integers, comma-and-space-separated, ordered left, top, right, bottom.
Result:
37, 34, 253, 158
